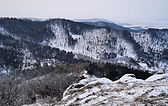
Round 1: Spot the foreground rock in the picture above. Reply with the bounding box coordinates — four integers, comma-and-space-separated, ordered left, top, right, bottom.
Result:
24, 73, 168, 106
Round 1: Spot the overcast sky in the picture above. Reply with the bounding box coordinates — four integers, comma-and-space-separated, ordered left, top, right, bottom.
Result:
0, 0, 168, 25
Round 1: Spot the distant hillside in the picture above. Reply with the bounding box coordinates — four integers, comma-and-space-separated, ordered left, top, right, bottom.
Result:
74, 18, 144, 32
0, 17, 168, 76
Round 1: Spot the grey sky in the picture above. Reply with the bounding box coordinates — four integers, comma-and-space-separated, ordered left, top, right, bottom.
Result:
0, 0, 168, 24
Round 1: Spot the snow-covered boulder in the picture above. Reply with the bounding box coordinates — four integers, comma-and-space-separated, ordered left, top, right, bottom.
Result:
115, 74, 144, 83
23, 73, 168, 106
53, 73, 168, 106
145, 73, 168, 81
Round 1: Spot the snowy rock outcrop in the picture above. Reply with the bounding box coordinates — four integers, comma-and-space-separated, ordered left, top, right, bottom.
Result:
24, 73, 168, 106
54, 73, 168, 106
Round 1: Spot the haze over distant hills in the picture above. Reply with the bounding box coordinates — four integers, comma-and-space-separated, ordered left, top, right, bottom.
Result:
75, 18, 168, 30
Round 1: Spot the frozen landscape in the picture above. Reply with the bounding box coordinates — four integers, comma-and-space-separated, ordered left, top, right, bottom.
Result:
0, 17, 167, 106
1, 0, 168, 105
24, 71, 168, 106
0, 18, 168, 74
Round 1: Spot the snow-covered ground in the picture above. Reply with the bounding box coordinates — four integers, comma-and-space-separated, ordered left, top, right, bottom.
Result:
24, 71, 168, 106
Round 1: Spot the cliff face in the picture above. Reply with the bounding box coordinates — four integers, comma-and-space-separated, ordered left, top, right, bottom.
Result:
47, 19, 168, 72
0, 18, 168, 74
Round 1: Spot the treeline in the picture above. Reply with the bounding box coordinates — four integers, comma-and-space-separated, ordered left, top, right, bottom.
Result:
0, 17, 55, 43
86, 62, 153, 81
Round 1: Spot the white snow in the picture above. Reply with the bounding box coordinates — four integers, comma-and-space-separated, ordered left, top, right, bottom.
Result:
23, 72, 168, 106
139, 62, 148, 68
22, 21, 168, 105
55, 72, 168, 106
48, 22, 138, 64
145, 73, 168, 81
116, 74, 144, 83
97, 77, 113, 83
46, 22, 168, 72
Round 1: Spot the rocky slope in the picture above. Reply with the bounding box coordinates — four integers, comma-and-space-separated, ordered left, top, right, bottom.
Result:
57, 73, 168, 106
24, 72, 168, 106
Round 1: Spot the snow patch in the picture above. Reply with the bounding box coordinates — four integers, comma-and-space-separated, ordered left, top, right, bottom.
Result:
145, 73, 168, 81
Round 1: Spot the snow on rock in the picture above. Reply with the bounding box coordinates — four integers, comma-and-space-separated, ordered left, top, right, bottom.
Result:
115, 74, 144, 83
23, 72, 168, 106
97, 77, 113, 84
145, 73, 168, 82
54, 73, 168, 106
62, 76, 112, 99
